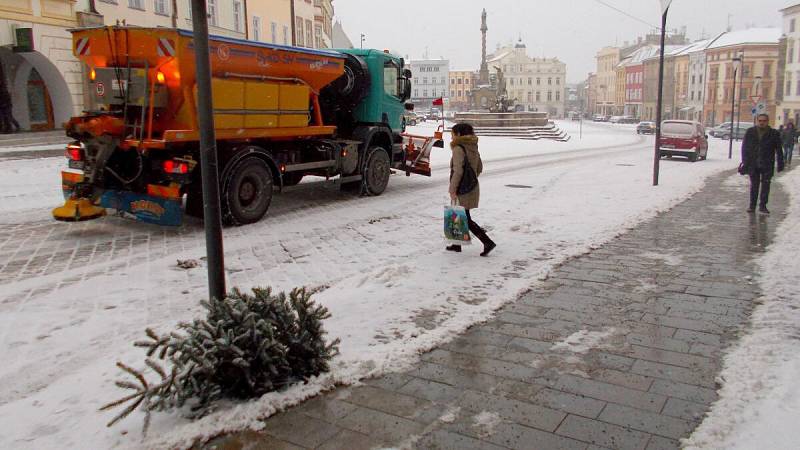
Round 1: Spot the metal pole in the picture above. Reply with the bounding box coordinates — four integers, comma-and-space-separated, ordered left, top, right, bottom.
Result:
653, 8, 668, 186
290, 0, 296, 45
191, 0, 226, 301
728, 65, 737, 159
736, 53, 744, 143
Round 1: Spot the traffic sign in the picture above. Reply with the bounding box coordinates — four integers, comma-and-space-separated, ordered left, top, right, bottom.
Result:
750, 95, 762, 105
752, 101, 766, 116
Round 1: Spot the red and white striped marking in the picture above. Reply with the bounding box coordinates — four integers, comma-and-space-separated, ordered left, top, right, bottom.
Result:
157, 38, 176, 57
75, 38, 90, 56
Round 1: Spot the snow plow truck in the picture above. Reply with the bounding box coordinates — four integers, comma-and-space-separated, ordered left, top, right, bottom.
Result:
53, 26, 434, 226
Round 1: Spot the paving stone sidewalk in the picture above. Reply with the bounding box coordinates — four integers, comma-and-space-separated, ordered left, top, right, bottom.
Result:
205, 170, 788, 450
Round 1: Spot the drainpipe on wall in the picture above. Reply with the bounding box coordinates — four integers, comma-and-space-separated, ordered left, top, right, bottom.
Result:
171, 0, 178, 28
290, 0, 296, 45
243, 0, 249, 39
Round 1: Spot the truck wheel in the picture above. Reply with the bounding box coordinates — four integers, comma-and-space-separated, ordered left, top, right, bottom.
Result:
363, 147, 390, 196
222, 157, 273, 225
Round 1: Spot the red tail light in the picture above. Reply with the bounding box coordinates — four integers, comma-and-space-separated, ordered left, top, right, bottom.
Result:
66, 144, 83, 161
163, 160, 189, 174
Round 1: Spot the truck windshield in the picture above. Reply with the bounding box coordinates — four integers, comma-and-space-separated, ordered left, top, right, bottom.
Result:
383, 60, 400, 98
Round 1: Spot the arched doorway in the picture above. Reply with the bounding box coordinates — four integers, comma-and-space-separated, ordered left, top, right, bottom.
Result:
0, 48, 74, 131
26, 68, 54, 130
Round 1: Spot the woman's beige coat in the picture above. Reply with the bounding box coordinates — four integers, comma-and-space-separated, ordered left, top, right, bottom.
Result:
449, 134, 483, 209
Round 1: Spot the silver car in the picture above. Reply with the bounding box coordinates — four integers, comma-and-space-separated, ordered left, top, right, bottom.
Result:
711, 122, 747, 140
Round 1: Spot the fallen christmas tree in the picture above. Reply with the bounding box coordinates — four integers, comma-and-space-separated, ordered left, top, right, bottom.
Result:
101, 286, 340, 433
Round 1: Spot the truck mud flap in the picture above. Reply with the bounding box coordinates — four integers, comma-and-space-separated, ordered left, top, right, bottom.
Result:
100, 191, 183, 226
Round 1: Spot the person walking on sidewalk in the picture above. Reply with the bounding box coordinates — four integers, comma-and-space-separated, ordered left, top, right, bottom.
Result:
741, 113, 784, 214
780, 120, 796, 166
446, 122, 496, 256
0, 64, 20, 134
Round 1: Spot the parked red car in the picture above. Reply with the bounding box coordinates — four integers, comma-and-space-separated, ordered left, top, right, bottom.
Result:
658, 120, 709, 162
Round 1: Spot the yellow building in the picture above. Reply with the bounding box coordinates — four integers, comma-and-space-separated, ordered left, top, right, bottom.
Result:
614, 63, 625, 115
0, 0, 82, 130
448, 70, 476, 111
595, 46, 620, 115
247, 0, 291, 45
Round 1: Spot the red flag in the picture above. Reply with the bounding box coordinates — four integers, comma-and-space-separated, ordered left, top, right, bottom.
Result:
432, 97, 443, 106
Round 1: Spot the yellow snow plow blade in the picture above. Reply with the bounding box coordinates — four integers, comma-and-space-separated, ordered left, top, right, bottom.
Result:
52, 198, 106, 222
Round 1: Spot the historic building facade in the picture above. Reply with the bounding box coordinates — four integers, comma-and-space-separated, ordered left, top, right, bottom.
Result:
0, 0, 82, 130
595, 46, 620, 116
249, 0, 292, 45
409, 58, 449, 110
487, 40, 567, 117
703, 28, 780, 127
448, 70, 477, 111
779, 4, 800, 126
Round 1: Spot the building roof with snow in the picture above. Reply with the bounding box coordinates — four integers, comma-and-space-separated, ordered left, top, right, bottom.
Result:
618, 45, 660, 67
707, 28, 781, 50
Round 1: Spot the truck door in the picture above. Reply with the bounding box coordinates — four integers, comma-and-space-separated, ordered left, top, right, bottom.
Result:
381, 58, 405, 131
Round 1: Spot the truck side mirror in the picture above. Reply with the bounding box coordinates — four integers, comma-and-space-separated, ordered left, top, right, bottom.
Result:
403, 68, 412, 78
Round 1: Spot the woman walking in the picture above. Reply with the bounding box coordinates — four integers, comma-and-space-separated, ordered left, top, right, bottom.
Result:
446, 122, 496, 256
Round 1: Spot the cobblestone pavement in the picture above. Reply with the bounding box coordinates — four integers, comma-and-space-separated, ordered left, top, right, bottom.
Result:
204, 170, 788, 450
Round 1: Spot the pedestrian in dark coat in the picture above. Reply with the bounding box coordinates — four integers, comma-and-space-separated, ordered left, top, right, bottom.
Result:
0, 66, 20, 134
446, 122, 496, 256
780, 121, 796, 165
741, 113, 784, 214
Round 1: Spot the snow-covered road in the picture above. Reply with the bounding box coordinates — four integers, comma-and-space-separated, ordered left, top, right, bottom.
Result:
0, 121, 743, 449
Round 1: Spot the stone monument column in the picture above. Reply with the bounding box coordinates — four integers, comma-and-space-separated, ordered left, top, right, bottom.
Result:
479, 9, 489, 85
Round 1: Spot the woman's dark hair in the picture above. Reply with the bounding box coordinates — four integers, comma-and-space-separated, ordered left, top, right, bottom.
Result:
451, 122, 475, 136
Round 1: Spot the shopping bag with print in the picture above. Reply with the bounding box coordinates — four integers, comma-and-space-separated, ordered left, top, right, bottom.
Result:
443, 203, 472, 245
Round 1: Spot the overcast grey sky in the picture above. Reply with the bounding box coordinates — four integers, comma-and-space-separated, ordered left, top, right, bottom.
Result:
334, 0, 790, 83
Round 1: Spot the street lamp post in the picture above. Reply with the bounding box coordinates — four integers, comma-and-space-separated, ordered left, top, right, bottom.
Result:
735, 52, 744, 151
190, 0, 226, 302
360, 33, 365, 49
653, 2, 670, 186
729, 54, 742, 159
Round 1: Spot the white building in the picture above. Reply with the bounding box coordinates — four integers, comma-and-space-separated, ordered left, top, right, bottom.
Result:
409, 58, 449, 110
781, 3, 800, 126
686, 37, 722, 122
488, 40, 567, 117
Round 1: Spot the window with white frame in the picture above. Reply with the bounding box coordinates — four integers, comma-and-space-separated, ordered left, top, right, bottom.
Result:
207, 0, 217, 27
305, 19, 313, 48
271, 22, 277, 43
154, 0, 168, 15
252, 16, 261, 41
296, 17, 304, 46
283, 25, 289, 45
233, 0, 242, 33
129, 0, 144, 9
